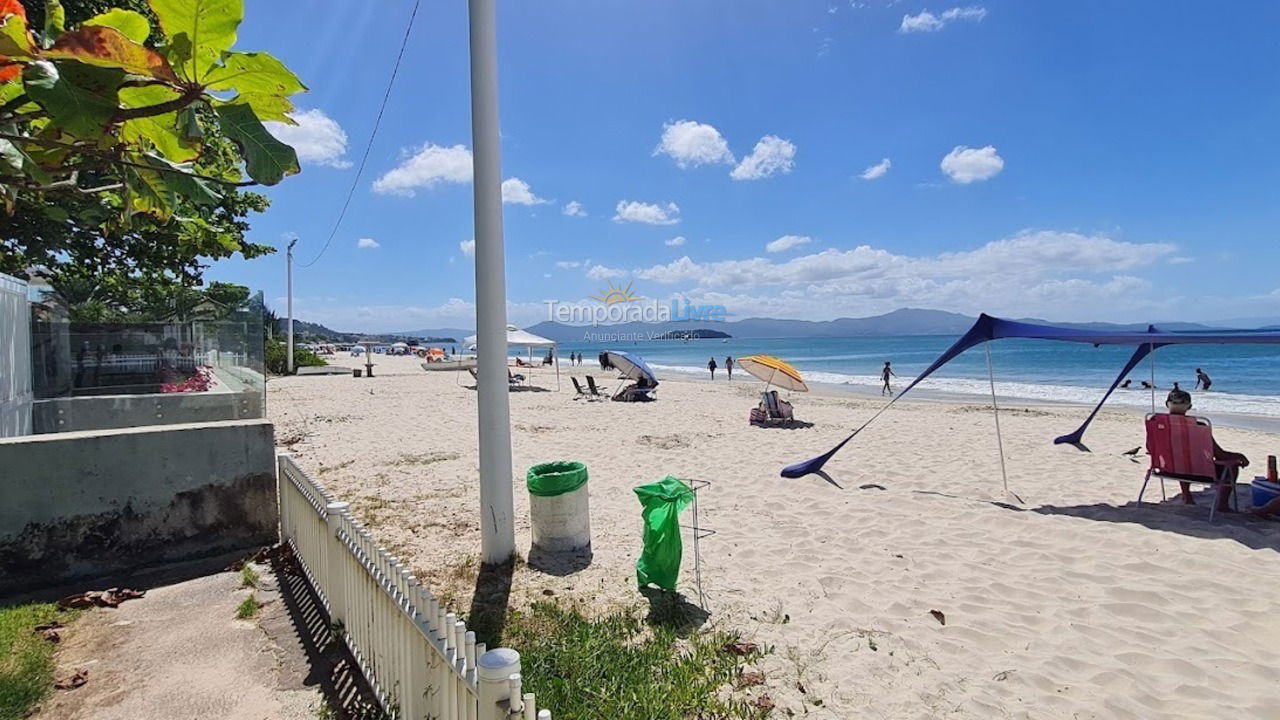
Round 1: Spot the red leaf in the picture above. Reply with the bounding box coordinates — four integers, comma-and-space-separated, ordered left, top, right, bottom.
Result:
0, 0, 30, 81
0, 0, 26, 21
46, 26, 178, 83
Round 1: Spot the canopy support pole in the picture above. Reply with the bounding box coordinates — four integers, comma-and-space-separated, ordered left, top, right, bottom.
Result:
554, 349, 560, 391
985, 344, 1013, 502
1149, 343, 1156, 412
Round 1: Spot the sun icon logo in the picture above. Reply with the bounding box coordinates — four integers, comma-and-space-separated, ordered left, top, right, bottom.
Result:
591, 280, 640, 305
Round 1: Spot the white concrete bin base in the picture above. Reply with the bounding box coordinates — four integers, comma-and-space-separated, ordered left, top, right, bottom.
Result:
526, 461, 591, 553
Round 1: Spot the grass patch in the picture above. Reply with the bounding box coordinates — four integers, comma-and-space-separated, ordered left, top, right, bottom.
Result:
0, 603, 79, 720
502, 601, 771, 720
235, 594, 261, 620
240, 565, 260, 589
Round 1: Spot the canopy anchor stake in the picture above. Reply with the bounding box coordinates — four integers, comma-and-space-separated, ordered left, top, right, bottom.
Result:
985, 344, 1021, 504
1149, 342, 1156, 412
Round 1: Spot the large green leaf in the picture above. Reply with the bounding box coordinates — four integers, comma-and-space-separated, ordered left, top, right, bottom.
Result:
0, 12, 34, 59
22, 61, 120, 138
44, 25, 178, 82
215, 101, 297, 185
203, 52, 304, 97
217, 91, 292, 124
119, 85, 199, 162
42, 1, 65, 47
149, 0, 241, 84
82, 9, 150, 44
139, 151, 221, 206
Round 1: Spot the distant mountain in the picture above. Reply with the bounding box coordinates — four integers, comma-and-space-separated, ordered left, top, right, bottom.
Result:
525, 307, 1238, 343
653, 328, 732, 340
287, 319, 461, 344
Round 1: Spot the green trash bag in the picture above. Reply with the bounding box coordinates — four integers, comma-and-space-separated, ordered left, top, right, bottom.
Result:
526, 461, 588, 497
634, 476, 694, 592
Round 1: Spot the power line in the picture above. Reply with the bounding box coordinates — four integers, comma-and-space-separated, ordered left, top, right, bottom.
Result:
299, 0, 422, 268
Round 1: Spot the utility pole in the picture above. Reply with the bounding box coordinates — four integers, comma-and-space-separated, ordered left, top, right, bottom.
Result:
468, 0, 515, 564
287, 237, 297, 375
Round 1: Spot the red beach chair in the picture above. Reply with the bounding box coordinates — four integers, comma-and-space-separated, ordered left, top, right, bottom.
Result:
1139, 413, 1240, 521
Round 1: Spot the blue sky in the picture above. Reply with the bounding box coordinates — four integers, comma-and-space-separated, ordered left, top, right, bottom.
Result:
207, 1, 1280, 331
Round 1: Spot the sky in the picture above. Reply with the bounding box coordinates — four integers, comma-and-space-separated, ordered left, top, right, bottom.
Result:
207, 1, 1280, 332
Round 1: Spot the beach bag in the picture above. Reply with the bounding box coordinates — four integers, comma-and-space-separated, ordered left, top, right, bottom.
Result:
633, 476, 694, 592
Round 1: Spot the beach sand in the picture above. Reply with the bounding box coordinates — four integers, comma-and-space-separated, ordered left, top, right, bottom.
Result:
270, 354, 1280, 719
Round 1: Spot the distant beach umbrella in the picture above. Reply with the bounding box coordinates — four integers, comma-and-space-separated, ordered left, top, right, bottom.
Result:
738, 355, 809, 392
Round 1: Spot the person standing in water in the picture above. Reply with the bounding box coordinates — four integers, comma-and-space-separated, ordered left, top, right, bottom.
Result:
1195, 367, 1212, 391
881, 361, 896, 395
725, 356, 733, 380
708, 356, 718, 380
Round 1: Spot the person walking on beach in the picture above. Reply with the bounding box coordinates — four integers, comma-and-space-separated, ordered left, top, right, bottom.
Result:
1195, 367, 1212, 391
881, 361, 896, 395
725, 356, 733, 380
708, 356, 718, 380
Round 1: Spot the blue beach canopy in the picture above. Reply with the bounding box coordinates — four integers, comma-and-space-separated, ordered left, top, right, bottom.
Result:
782, 313, 1280, 479
605, 351, 659, 385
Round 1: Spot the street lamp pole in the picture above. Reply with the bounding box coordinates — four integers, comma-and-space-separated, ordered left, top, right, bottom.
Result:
468, 0, 515, 564
286, 237, 297, 375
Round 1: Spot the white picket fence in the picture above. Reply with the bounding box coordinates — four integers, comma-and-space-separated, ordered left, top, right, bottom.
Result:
278, 455, 551, 720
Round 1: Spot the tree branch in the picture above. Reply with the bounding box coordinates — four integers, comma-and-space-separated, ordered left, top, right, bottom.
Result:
112, 86, 205, 122
0, 133, 258, 188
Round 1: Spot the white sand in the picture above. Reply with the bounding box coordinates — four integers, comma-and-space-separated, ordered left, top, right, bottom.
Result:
270, 354, 1280, 719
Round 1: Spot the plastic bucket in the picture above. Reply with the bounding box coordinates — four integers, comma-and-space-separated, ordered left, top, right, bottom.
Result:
526, 461, 590, 552
1251, 479, 1280, 509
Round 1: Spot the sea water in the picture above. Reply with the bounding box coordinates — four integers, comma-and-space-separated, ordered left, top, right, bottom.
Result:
555, 335, 1280, 419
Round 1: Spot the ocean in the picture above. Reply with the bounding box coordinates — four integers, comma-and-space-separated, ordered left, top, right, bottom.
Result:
555, 335, 1280, 419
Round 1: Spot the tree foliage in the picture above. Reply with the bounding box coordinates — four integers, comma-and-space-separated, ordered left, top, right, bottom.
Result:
0, 0, 305, 312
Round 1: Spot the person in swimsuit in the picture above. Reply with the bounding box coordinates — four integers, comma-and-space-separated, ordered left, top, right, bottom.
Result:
881, 361, 896, 395
1195, 368, 1212, 391
725, 356, 733, 380
708, 357, 717, 379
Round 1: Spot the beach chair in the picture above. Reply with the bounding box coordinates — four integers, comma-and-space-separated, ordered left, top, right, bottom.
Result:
571, 377, 596, 401
1139, 413, 1241, 521
508, 370, 526, 388
761, 390, 795, 423
612, 383, 657, 402
585, 375, 607, 399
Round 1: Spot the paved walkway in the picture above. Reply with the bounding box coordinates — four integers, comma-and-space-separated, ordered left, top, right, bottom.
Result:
33, 564, 321, 720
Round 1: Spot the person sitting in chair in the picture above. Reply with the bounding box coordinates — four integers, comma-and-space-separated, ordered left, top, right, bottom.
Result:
1165, 384, 1248, 511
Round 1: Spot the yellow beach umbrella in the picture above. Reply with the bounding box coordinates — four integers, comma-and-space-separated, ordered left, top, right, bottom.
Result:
737, 355, 809, 392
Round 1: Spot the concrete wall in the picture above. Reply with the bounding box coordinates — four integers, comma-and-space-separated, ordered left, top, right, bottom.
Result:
32, 390, 263, 434
0, 419, 278, 593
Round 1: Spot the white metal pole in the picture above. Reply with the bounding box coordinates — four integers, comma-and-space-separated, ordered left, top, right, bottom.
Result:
286, 237, 297, 374
469, 0, 516, 564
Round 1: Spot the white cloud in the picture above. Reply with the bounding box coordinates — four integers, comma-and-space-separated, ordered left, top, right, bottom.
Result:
654, 120, 735, 168
940, 145, 1004, 183
621, 230, 1177, 319
665, 236, 687, 247
859, 158, 891, 180
265, 109, 351, 169
356, 237, 380, 250
586, 264, 627, 280
460, 239, 475, 257
556, 260, 583, 269
562, 200, 587, 217
766, 235, 812, 253
372, 143, 473, 196
613, 200, 681, 225
1167, 256, 1194, 265
899, 6, 987, 33
502, 177, 550, 206
730, 136, 796, 180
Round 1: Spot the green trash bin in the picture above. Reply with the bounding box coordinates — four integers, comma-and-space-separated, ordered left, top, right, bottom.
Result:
526, 461, 591, 552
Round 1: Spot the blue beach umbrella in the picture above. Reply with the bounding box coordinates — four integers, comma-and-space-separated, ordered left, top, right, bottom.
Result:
605, 351, 658, 385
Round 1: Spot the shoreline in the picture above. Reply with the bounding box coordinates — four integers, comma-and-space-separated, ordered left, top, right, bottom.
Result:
638, 363, 1280, 434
